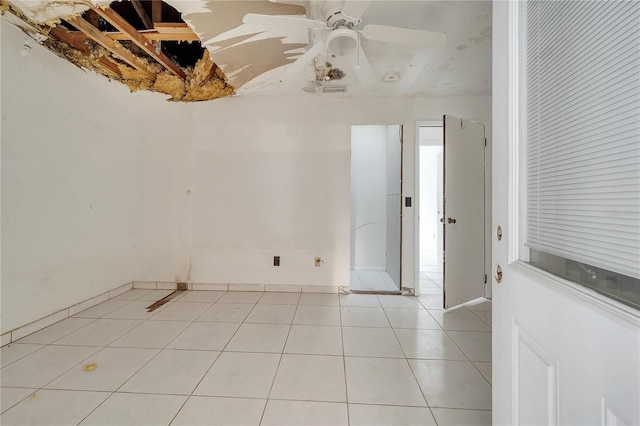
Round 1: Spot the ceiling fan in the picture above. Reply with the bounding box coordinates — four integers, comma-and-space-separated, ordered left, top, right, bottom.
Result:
242, 0, 447, 86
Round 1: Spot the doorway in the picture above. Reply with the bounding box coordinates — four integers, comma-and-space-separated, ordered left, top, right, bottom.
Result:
417, 118, 487, 307
418, 125, 444, 296
350, 125, 402, 293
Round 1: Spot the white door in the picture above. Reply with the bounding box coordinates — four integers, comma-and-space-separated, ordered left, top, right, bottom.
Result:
493, 2, 640, 425
443, 115, 486, 308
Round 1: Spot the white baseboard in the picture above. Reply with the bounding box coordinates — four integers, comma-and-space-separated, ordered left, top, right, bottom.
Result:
1, 282, 133, 347
2, 281, 343, 347
135, 281, 341, 294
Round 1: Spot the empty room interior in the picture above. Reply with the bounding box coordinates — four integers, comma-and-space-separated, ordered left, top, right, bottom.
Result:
2, 0, 638, 425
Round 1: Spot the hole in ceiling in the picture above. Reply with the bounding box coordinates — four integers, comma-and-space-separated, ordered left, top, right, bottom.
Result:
82, 1, 205, 68
13, 0, 235, 101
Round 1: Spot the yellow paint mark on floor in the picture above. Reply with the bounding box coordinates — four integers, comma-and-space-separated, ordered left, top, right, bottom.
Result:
83, 363, 98, 372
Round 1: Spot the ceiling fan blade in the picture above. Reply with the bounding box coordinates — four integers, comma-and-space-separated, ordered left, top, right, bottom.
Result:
341, 0, 371, 22
280, 41, 326, 81
350, 45, 376, 85
242, 13, 326, 30
362, 24, 447, 49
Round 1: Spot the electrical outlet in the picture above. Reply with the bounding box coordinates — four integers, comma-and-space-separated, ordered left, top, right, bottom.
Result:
315, 257, 322, 267
274, 256, 280, 266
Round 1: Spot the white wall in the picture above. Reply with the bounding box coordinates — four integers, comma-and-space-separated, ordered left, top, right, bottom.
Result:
0, 21, 183, 333
351, 125, 388, 271
135, 95, 492, 290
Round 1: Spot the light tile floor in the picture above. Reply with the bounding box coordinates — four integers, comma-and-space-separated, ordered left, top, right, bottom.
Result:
1, 289, 491, 425
420, 253, 444, 296
350, 270, 400, 292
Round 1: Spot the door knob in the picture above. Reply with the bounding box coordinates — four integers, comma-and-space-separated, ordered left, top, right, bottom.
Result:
440, 217, 445, 223
447, 217, 457, 224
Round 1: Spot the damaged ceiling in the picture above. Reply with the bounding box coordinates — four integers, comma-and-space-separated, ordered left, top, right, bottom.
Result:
2, 0, 492, 101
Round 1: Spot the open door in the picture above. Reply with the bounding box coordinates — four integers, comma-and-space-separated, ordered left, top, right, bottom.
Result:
443, 115, 486, 308
493, 2, 640, 424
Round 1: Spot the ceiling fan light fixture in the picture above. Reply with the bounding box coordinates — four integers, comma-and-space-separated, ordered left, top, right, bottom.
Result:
321, 85, 348, 93
326, 29, 359, 57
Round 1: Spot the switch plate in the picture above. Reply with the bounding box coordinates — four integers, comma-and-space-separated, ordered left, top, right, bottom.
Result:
405, 197, 412, 207
273, 256, 280, 266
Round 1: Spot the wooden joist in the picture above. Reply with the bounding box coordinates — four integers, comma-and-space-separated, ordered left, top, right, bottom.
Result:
63, 28, 199, 42
91, 7, 186, 79
66, 16, 156, 79
153, 22, 193, 34
49, 25, 122, 76
200, 63, 219, 87
106, 30, 199, 42
49, 26, 90, 54
151, 0, 162, 51
131, 0, 153, 29
151, 0, 162, 24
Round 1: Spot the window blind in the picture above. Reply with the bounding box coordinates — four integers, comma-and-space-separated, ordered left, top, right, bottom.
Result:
524, 0, 640, 279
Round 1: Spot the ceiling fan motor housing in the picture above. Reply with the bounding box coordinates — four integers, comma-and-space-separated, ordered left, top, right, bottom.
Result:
326, 28, 359, 56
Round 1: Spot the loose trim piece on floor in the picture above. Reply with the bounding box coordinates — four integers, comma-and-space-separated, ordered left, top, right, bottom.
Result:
146, 290, 186, 312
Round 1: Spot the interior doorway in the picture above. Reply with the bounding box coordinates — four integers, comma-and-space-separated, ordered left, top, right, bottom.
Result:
350, 125, 403, 293
418, 125, 445, 296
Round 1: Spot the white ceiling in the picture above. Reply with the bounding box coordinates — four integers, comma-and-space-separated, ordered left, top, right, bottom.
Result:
8, 0, 492, 98
357, 1, 492, 97
226, 0, 493, 97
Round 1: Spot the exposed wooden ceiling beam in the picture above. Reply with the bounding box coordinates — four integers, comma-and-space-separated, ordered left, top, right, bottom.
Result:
151, 0, 162, 52
85, 9, 100, 28
49, 26, 122, 76
49, 26, 90, 54
91, 7, 186, 80
131, 0, 153, 29
199, 63, 219, 87
153, 22, 193, 34
64, 28, 199, 42
66, 16, 155, 79
107, 30, 199, 42
151, 0, 162, 25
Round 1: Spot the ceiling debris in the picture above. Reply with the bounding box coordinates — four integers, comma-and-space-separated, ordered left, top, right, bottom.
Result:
2, 0, 234, 101
174, 0, 311, 93
4, 1, 493, 98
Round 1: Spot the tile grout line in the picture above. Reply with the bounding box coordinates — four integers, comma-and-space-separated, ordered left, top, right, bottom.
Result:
65, 291, 201, 425
70, 290, 223, 425
339, 294, 350, 426
167, 290, 256, 426
258, 293, 300, 425
10, 293, 142, 348
379, 299, 435, 415
3, 290, 492, 423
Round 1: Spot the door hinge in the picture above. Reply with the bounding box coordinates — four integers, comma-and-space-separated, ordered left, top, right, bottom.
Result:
484, 274, 487, 284
484, 137, 487, 147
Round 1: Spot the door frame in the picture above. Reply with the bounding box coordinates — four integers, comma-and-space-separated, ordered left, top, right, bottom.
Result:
349, 124, 404, 295
414, 120, 443, 297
